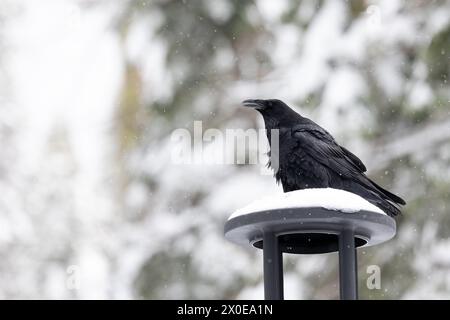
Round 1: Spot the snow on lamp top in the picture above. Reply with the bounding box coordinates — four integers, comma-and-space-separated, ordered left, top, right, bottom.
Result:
229, 188, 385, 220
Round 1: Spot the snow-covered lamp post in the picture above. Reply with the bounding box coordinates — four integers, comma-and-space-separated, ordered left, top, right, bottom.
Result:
224, 188, 396, 300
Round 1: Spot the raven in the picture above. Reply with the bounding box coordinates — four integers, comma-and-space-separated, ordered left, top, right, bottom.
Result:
243, 99, 406, 217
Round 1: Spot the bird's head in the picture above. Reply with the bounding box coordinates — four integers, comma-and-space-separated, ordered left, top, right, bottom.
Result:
242, 98, 286, 112
242, 99, 302, 128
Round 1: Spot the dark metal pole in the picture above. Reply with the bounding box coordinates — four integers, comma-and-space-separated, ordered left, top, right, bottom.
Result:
339, 229, 358, 300
263, 231, 284, 300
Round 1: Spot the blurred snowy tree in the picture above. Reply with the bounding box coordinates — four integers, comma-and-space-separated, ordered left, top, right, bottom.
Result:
114, 0, 450, 299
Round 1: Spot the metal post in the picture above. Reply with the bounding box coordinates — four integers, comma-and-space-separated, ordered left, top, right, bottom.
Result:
339, 229, 358, 300
263, 231, 284, 300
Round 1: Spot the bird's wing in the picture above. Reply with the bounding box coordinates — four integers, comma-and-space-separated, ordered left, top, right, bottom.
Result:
292, 126, 366, 177
292, 126, 406, 209
340, 146, 367, 172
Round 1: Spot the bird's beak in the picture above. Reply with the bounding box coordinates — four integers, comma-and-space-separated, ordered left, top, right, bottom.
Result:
242, 99, 265, 110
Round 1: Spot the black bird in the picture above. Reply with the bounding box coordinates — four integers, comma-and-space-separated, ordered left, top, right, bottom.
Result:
243, 99, 406, 217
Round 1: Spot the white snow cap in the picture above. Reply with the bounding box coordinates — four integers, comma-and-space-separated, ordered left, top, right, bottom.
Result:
229, 188, 385, 220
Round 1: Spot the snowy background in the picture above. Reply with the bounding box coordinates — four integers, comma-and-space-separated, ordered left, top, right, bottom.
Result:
0, 0, 449, 299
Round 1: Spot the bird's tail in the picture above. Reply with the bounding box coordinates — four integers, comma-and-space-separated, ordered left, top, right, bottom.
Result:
368, 196, 402, 217
368, 179, 406, 205
347, 181, 405, 217
364, 177, 406, 217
